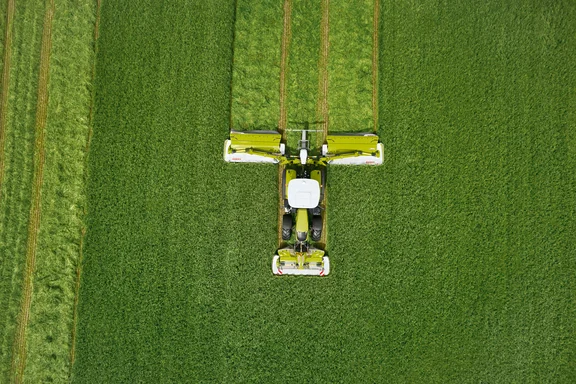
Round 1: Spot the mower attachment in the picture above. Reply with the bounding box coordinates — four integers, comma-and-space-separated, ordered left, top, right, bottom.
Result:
224, 130, 285, 163
272, 248, 330, 276
322, 133, 383, 165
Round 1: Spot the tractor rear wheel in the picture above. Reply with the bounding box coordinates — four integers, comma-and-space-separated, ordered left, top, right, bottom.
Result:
311, 216, 322, 241
282, 214, 293, 240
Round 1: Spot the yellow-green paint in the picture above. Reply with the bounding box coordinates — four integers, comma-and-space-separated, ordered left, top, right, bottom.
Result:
285, 169, 296, 196
325, 134, 379, 154
229, 131, 282, 152
295, 208, 308, 234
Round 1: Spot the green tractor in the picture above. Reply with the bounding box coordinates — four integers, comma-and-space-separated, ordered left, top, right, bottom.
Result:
224, 129, 383, 276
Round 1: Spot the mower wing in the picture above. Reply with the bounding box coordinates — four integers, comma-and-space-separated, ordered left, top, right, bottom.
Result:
321, 133, 383, 165
224, 130, 285, 163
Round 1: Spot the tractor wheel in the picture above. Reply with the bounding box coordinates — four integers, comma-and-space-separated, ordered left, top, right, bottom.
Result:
282, 214, 293, 240
311, 216, 322, 242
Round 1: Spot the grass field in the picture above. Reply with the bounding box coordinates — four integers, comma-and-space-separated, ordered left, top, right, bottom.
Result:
0, 0, 96, 382
67, 0, 575, 382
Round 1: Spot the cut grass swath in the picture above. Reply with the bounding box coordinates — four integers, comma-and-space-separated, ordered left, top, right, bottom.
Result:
231, 0, 283, 131
0, 0, 15, 202
285, 0, 321, 151
23, 0, 97, 382
328, 0, 373, 132
11, 0, 54, 381
0, 1, 45, 381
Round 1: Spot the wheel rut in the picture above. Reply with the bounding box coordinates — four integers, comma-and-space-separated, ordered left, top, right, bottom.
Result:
278, 0, 292, 247
372, 0, 380, 133
317, 0, 330, 248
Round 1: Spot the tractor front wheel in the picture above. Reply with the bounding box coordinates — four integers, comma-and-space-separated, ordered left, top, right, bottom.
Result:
311, 216, 322, 242
282, 214, 293, 240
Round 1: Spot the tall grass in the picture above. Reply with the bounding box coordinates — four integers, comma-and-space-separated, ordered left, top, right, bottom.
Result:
22, 1, 96, 382
328, 0, 373, 132
72, 1, 253, 382
0, 1, 44, 380
329, 0, 576, 381
231, 0, 283, 131
74, 0, 576, 382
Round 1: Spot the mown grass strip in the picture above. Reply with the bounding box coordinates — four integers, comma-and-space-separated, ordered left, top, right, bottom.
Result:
0, 1, 45, 381
317, 0, 330, 247
10, 0, 54, 381
317, 0, 329, 144
284, 0, 321, 150
19, 0, 97, 381
231, 0, 283, 130
372, 0, 379, 133
327, 0, 373, 132
0, 0, 15, 202
277, 0, 292, 247
278, 0, 292, 135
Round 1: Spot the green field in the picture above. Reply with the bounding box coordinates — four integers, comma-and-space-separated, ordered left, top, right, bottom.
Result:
72, 0, 576, 382
0, 0, 574, 382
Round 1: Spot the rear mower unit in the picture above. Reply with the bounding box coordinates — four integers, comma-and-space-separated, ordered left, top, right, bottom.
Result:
224, 129, 383, 276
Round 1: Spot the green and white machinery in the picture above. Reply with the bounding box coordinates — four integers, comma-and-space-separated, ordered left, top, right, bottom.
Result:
224, 129, 383, 276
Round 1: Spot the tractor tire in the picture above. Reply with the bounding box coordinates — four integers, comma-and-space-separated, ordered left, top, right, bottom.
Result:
311, 216, 322, 242
282, 214, 293, 240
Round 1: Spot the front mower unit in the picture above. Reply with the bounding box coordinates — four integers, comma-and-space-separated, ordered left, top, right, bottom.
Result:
224, 130, 383, 276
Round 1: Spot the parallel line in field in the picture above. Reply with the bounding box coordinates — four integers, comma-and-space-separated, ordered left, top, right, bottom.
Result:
69, 0, 102, 373
278, 0, 293, 247
278, 0, 292, 248
318, 0, 329, 141
372, 0, 380, 133
278, 0, 292, 137
10, 0, 55, 381
0, 0, 15, 204
277, 165, 285, 247
317, 0, 330, 248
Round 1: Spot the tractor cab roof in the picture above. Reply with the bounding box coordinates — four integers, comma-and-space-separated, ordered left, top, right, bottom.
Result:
287, 179, 320, 208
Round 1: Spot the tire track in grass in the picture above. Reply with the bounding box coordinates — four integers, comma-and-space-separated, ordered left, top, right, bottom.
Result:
318, 0, 329, 142
10, 0, 54, 381
278, 0, 292, 247
69, 0, 101, 373
0, 0, 15, 203
278, 0, 292, 137
317, 0, 329, 248
372, 0, 379, 133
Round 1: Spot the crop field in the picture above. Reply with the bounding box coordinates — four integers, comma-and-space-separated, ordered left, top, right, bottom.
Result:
0, 0, 572, 382
70, 0, 576, 382
0, 0, 97, 382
